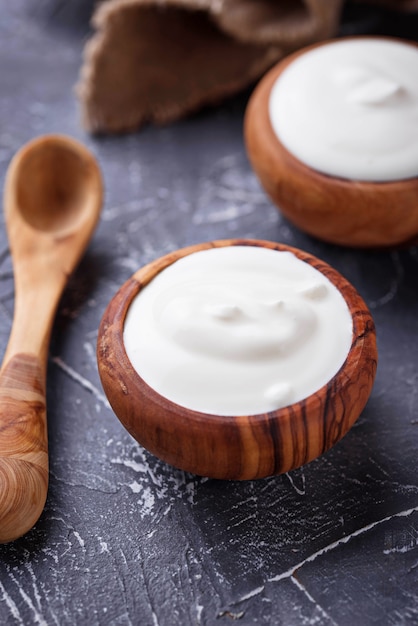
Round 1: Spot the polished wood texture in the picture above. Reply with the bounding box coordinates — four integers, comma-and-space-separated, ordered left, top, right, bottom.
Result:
97, 239, 378, 480
0, 135, 102, 543
245, 38, 418, 248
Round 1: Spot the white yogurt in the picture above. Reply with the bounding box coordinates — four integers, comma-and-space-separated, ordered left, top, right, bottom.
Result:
123, 246, 353, 416
269, 38, 418, 182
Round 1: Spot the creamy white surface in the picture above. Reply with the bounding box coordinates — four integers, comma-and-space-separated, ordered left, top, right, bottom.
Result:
123, 246, 353, 416
269, 38, 418, 182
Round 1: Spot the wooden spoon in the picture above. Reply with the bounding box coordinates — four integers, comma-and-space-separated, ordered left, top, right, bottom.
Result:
0, 135, 102, 543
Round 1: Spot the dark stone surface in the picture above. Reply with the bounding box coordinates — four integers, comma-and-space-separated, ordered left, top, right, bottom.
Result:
0, 2, 417, 625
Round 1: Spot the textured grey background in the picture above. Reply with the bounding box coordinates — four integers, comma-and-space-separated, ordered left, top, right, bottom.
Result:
0, 2, 418, 625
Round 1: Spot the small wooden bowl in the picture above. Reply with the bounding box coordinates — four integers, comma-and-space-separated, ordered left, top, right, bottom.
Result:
245, 38, 418, 248
97, 239, 377, 480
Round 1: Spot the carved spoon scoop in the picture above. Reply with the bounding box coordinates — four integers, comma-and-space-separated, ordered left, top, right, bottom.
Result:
0, 135, 102, 543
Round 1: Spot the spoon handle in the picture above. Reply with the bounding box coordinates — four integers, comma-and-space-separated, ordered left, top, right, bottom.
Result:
0, 268, 64, 543
0, 353, 48, 544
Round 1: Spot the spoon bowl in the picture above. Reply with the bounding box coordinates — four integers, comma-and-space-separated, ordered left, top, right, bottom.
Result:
0, 135, 102, 543
13, 136, 97, 235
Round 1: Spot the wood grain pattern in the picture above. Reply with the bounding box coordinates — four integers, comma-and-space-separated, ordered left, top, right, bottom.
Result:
0, 135, 102, 543
0, 354, 48, 544
97, 239, 378, 480
244, 37, 418, 248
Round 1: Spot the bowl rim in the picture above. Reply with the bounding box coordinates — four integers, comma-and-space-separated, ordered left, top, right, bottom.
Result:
256, 34, 418, 188
97, 239, 376, 447
244, 36, 418, 248
97, 239, 378, 477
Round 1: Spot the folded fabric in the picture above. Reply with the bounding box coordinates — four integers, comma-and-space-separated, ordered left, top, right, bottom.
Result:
77, 0, 344, 133
77, 0, 414, 134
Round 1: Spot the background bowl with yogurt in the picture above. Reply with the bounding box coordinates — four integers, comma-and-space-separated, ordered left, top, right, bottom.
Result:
245, 37, 418, 247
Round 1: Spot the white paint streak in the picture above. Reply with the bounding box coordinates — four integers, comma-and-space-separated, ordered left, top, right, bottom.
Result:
102, 198, 156, 222
369, 251, 403, 309
10, 572, 48, 626
0, 579, 23, 623
48, 468, 117, 494
216, 187, 266, 203
196, 602, 204, 623
112, 457, 162, 518
111, 457, 147, 474
83, 340, 96, 362
229, 495, 257, 511
234, 505, 418, 607
286, 470, 306, 496
24, 562, 44, 617
111, 452, 204, 520
235, 585, 265, 603
139, 487, 155, 517
99, 540, 110, 554
129, 480, 142, 493
163, 503, 173, 516
194, 205, 246, 224
270, 505, 418, 583
227, 513, 257, 531
41, 547, 59, 565
52, 357, 110, 409
291, 576, 337, 625
73, 531, 85, 548
119, 548, 128, 566
368, 456, 391, 478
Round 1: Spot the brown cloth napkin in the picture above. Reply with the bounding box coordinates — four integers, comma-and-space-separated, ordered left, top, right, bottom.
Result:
78, 0, 344, 133
77, 0, 415, 134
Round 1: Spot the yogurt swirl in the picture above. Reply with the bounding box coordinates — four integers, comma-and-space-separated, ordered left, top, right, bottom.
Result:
124, 246, 353, 416
269, 38, 418, 182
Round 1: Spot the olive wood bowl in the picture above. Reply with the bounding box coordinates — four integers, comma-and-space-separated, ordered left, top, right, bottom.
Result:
97, 239, 377, 480
245, 38, 418, 248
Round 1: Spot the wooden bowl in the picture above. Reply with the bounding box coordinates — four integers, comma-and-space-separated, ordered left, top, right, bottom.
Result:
97, 239, 377, 480
245, 38, 418, 248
